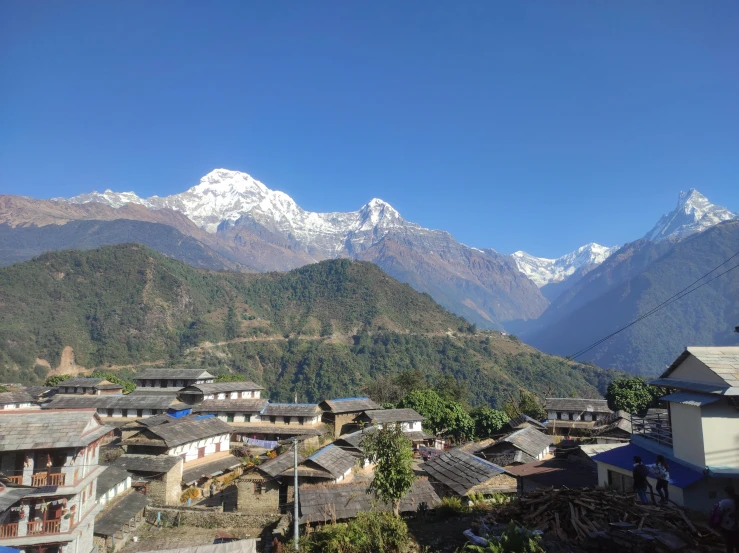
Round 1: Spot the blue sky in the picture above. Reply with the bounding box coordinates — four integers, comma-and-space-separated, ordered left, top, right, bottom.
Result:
1, 1, 737, 257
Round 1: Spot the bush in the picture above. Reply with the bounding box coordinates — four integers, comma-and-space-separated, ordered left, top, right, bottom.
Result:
436, 496, 469, 518
180, 487, 200, 502
457, 522, 544, 553
300, 511, 410, 553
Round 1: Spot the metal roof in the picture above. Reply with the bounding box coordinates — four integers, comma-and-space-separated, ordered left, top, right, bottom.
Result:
320, 397, 382, 414
505, 459, 598, 489
261, 403, 321, 417
299, 479, 440, 524
592, 443, 704, 489
96, 466, 132, 498
360, 409, 424, 424
94, 491, 150, 536
545, 398, 611, 413
661, 391, 723, 407
180, 382, 264, 395
135, 369, 214, 380
0, 410, 111, 450
423, 448, 508, 496
111, 454, 182, 474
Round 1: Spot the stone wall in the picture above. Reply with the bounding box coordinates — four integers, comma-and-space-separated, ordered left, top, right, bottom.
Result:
237, 475, 281, 515
146, 459, 184, 506
145, 505, 279, 529
332, 413, 359, 438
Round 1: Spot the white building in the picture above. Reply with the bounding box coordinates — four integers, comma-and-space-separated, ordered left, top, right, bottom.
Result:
133, 369, 214, 390
593, 347, 739, 512
0, 391, 37, 410
0, 409, 111, 553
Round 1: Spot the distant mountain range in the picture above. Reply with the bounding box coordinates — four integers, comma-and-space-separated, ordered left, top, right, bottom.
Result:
2, 169, 737, 376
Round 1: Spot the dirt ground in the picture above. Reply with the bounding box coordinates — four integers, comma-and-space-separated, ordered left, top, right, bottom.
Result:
406, 514, 475, 553
118, 524, 259, 553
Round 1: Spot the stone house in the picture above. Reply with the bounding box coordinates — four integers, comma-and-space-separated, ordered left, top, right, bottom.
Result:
110, 455, 183, 506
594, 346, 739, 512
422, 448, 516, 498
120, 415, 232, 461
319, 397, 382, 438
229, 403, 324, 446
178, 382, 265, 404
95, 467, 133, 508
55, 378, 123, 396
544, 398, 612, 436
282, 445, 358, 484
0, 409, 111, 553
475, 426, 552, 467
133, 369, 214, 391
354, 408, 424, 432
0, 391, 37, 410
238, 451, 302, 515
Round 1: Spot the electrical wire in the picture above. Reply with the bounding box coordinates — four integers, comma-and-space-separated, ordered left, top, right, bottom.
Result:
567, 248, 739, 360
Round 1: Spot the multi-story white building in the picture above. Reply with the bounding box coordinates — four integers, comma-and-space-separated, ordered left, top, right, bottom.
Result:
594, 347, 739, 511
133, 369, 214, 390
0, 409, 111, 553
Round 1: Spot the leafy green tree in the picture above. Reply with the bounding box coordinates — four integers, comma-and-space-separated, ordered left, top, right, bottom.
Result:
89, 371, 136, 394
225, 306, 237, 340
361, 424, 415, 516
44, 374, 72, 387
471, 406, 510, 438
503, 390, 546, 420
605, 377, 662, 414
215, 373, 247, 383
399, 389, 475, 441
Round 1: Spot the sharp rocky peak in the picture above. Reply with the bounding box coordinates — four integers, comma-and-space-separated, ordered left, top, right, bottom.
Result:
647, 189, 736, 242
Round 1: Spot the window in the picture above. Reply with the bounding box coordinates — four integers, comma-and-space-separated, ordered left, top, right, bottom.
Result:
270, 416, 276, 424
568, 413, 574, 421
121, 409, 128, 418
137, 409, 143, 417
226, 413, 235, 423
284, 417, 292, 425
298, 417, 304, 425
556, 412, 562, 420
107, 409, 114, 417
254, 482, 263, 495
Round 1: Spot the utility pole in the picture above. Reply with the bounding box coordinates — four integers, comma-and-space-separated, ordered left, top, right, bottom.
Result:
293, 437, 299, 552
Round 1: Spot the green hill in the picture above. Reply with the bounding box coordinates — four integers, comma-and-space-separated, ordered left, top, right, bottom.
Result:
0, 244, 618, 405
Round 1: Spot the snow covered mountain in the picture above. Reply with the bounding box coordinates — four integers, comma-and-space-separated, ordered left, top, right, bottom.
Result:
646, 189, 737, 242
63, 168, 547, 327
512, 243, 619, 288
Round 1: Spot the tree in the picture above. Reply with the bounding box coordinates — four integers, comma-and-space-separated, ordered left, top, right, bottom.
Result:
605, 377, 662, 414
398, 389, 475, 442
503, 390, 546, 421
225, 306, 238, 340
44, 374, 72, 387
0, 384, 9, 393
89, 371, 136, 394
215, 373, 247, 383
471, 406, 510, 438
360, 424, 415, 516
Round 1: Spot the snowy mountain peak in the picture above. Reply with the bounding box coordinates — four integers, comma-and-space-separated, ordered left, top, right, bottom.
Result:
647, 189, 737, 242
512, 243, 619, 288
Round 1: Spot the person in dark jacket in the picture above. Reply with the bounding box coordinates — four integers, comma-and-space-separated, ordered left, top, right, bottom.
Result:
633, 456, 650, 504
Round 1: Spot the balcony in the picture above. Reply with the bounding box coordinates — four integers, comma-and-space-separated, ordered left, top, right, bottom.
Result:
5, 475, 22, 485
27, 521, 62, 535
630, 411, 672, 448
30, 472, 66, 487
0, 524, 18, 538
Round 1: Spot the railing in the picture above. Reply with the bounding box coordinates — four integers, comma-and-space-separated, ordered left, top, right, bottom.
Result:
31, 472, 66, 487
5, 475, 22, 485
0, 523, 19, 538
630, 411, 672, 448
26, 520, 61, 535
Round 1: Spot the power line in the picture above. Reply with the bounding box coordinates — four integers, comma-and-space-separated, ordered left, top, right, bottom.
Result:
567, 248, 739, 361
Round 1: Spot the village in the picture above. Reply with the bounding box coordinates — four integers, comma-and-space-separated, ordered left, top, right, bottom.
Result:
1, 344, 738, 553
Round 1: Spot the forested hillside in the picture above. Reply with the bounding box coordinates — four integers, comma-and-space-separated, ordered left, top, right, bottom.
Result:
0, 244, 618, 405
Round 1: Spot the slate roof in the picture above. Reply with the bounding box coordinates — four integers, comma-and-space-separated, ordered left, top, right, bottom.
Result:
135, 369, 214, 381
111, 454, 182, 474
23, 386, 54, 400
507, 414, 547, 431
0, 391, 34, 405
505, 459, 598, 489
193, 399, 268, 413
181, 382, 264, 394
94, 491, 150, 536
360, 409, 424, 424
305, 445, 357, 478
336, 425, 435, 452
182, 454, 242, 485
299, 479, 440, 524
661, 347, 739, 387
229, 424, 324, 436
261, 403, 321, 417
423, 448, 509, 496
257, 451, 305, 478
493, 426, 552, 458
56, 378, 107, 388
0, 487, 28, 511
142, 416, 233, 448
320, 397, 382, 414
96, 466, 132, 498
483, 450, 536, 466
545, 398, 611, 413
43, 394, 176, 410
661, 391, 722, 406
0, 410, 111, 450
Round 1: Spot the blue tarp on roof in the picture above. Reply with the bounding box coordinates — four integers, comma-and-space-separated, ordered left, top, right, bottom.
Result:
592, 443, 704, 489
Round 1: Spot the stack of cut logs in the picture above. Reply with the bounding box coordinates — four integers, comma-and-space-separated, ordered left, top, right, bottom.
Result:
485, 487, 723, 552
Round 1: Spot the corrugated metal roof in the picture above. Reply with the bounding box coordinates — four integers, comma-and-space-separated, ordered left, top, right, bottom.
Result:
661, 391, 722, 407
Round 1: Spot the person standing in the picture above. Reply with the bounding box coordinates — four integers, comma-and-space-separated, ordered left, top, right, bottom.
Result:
632, 456, 650, 504
650, 455, 670, 505
210, 482, 216, 499
719, 486, 739, 553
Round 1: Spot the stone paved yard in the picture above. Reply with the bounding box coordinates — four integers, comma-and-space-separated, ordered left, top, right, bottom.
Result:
119, 523, 258, 553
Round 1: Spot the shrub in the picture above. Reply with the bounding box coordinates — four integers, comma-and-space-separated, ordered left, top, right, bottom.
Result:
457, 522, 544, 553
299, 511, 410, 553
436, 496, 469, 518
180, 487, 200, 502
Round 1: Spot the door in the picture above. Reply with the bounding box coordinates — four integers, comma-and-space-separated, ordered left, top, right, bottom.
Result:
198, 447, 205, 459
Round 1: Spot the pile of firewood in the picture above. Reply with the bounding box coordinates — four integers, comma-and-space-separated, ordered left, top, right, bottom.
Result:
485, 487, 723, 552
